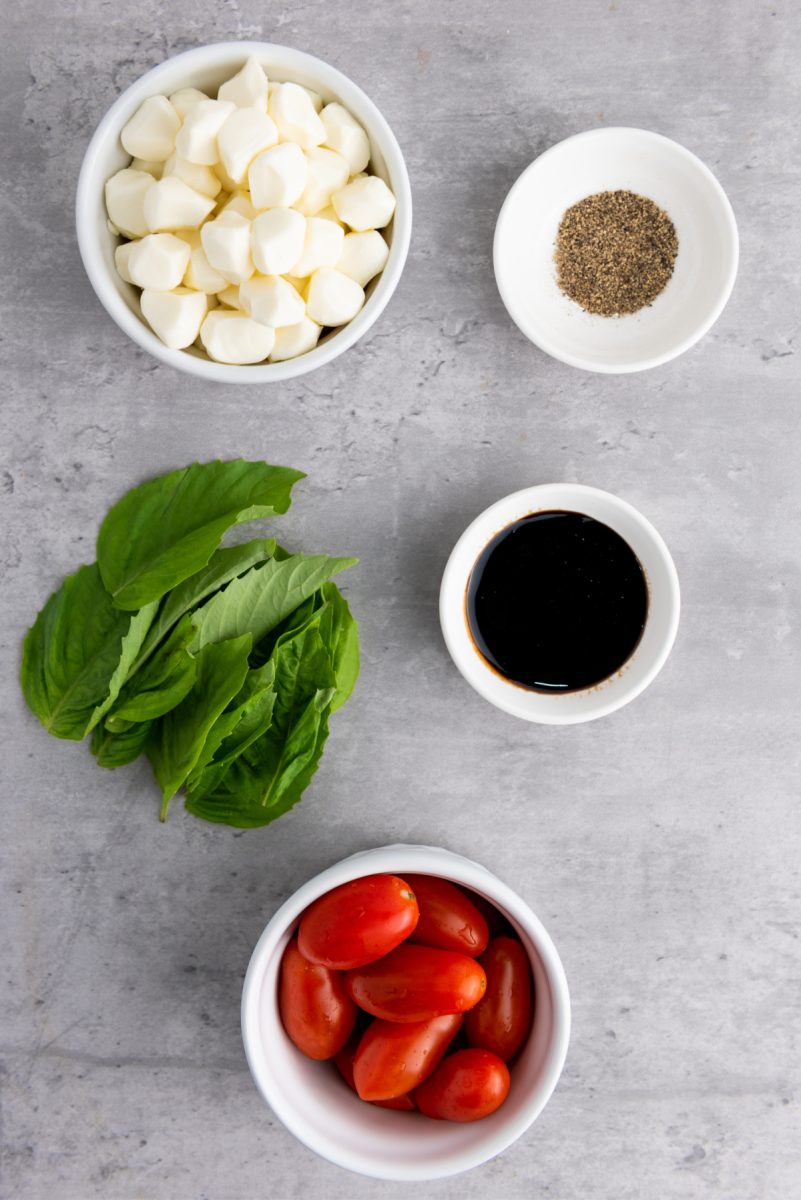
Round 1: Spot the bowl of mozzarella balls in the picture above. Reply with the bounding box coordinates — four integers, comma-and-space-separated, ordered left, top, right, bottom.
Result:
76, 42, 411, 381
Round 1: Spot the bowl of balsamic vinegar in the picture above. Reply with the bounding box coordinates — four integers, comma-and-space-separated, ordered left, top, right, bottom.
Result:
439, 484, 680, 724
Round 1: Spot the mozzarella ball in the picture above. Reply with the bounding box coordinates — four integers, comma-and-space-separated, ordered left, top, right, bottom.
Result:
291, 216, 344, 278
320, 103, 370, 174
250, 208, 306, 276
269, 82, 326, 149
176, 99, 235, 165
218, 57, 269, 111
127, 233, 191, 290
200, 210, 254, 284
216, 283, 241, 308
248, 142, 308, 209
114, 240, 136, 283
141, 287, 207, 348
337, 230, 389, 287
315, 204, 345, 227
306, 267, 365, 326
295, 147, 350, 216
130, 157, 164, 179
332, 175, 396, 230
143, 177, 216, 231
105, 168, 154, 238
218, 107, 279, 185
184, 241, 229, 293
162, 152, 221, 199
240, 275, 306, 328
221, 191, 260, 220
169, 87, 209, 119
121, 95, 180, 162
200, 309, 275, 363
270, 316, 322, 361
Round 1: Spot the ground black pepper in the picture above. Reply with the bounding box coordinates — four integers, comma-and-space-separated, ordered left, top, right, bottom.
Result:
554, 190, 678, 316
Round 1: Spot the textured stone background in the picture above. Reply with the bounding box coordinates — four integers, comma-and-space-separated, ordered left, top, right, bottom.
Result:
2, 2, 800, 1197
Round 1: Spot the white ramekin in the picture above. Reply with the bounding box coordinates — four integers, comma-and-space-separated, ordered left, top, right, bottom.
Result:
494, 127, 738, 373
76, 42, 412, 383
241, 844, 570, 1181
440, 483, 680, 724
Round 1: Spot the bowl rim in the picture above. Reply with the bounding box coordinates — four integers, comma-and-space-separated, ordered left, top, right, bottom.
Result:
439, 483, 681, 724
493, 125, 739, 374
240, 843, 571, 1180
75, 40, 412, 383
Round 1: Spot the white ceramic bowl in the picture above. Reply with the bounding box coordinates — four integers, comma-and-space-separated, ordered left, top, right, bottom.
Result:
241, 843, 570, 1181
440, 484, 680, 724
76, 42, 412, 383
494, 127, 738, 373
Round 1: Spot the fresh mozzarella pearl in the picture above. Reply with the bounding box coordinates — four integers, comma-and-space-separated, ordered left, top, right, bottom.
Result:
332, 175, 396, 230
217, 107, 279, 185
290, 216, 344, 278
169, 87, 209, 119
143, 177, 216, 231
120, 95, 180, 162
240, 274, 306, 327
141, 287, 207, 348
200, 309, 275, 363
269, 82, 326, 149
162, 152, 221, 199
176, 99, 235, 165
218, 57, 269, 111
130, 157, 164, 179
320, 103, 370, 174
270, 316, 322, 360
295, 147, 350, 216
337, 230, 389, 287
127, 233, 191, 290
184, 241, 229, 293
216, 283, 241, 308
301, 85, 324, 113
114, 240, 136, 283
220, 191, 260, 220
250, 208, 306, 276
105, 168, 154, 238
200, 210, 254, 284
315, 204, 345, 227
305, 267, 365, 326
248, 142, 308, 209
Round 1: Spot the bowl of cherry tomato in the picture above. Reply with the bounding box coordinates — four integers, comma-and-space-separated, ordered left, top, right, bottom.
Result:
241, 844, 570, 1180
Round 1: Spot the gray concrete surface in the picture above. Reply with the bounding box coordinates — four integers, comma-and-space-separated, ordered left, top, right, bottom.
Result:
2, 2, 800, 1197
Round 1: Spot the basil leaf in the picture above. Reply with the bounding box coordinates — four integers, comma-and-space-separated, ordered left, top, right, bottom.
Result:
185, 661, 276, 786
91, 719, 153, 768
146, 634, 252, 819
185, 623, 335, 827
317, 583, 360, 712
134, 537, 276, 669
110, 647, 198, 723
97, 460, 304, 610
20, 564, 156, 740
192, 553, 357, 650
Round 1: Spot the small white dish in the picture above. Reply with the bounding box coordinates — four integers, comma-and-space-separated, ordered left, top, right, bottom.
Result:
494, 127, 738, 373
241, 843, 570, 1181
76, 42, 412, 383
440, 483, 680, 724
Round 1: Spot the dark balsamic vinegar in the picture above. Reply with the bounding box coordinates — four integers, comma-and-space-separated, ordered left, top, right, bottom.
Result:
466, 510, 648, 693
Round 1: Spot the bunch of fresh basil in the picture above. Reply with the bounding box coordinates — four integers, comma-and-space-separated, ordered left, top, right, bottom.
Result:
20, 459, 359, 828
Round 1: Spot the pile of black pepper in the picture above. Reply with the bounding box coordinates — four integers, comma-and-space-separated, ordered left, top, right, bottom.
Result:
554, 190, 679, 316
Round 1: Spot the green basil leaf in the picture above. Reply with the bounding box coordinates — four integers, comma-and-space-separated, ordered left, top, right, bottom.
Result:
134, 537, 276, 669
146, 634, 252, 819
110, 647, 198, 723
185, 624, 335, 827
317, 583, 360, 712
20, 564, 156, 740
192, 553, 357, 651
91, 719, 153, 768
97, 460, 304, 610
185, 661, 276, 787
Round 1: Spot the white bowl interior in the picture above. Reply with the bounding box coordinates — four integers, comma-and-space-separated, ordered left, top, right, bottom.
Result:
241, 845, 570, 1181
494, 127, 738, 373
76, 42, 411, 381
440, 484, 680, 724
